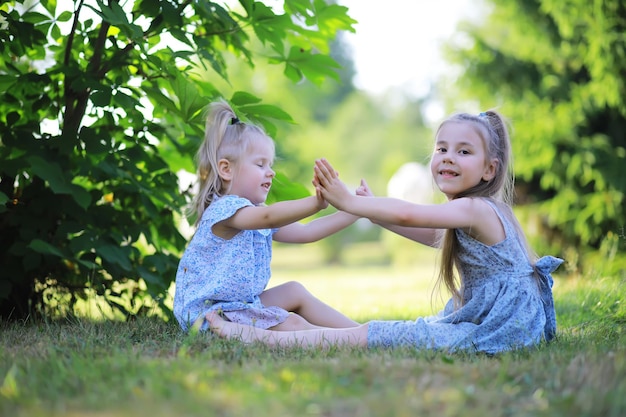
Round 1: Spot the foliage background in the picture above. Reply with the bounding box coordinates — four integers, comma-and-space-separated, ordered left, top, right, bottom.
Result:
439, 0, 625, 274
0, 0, 624, 320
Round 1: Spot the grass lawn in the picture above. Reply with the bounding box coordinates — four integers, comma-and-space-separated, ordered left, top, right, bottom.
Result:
1, 243, 624, 417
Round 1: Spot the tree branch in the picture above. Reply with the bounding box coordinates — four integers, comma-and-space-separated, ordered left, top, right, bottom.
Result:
63, 1, 110, 138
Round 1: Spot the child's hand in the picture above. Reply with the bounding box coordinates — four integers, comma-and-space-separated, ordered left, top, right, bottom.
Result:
314, 158, 352, 209
312, 172, 329, 210
356, 179, 373, 197
314, 185, 329, 210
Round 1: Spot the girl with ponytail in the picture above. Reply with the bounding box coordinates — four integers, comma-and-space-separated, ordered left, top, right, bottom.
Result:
174, 99, 359, 332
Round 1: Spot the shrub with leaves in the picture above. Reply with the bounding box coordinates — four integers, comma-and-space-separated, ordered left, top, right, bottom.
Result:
0, 0, 355, 319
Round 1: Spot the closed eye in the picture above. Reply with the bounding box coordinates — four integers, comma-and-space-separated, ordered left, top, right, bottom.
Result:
255, 159, 273, 168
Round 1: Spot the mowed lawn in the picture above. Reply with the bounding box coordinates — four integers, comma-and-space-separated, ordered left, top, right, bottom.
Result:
1, 242, 624, 417
269, 241, 444, 320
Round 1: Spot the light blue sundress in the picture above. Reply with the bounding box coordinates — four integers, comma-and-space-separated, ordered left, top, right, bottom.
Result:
367, 199, 563, 354
173, 195, 289, 331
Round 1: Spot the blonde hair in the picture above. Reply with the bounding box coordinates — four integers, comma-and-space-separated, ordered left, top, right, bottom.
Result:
188, 99, 273, 225
434, 110, 537, 307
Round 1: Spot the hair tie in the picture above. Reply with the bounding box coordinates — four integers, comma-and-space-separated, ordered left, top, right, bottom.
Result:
479, 112, 488, 118
231, 117, 240, 125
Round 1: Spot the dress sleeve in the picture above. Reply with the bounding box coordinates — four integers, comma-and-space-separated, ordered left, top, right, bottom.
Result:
203, 196, 252, 229
203, 196, 274, 237
534, 256, 564, 341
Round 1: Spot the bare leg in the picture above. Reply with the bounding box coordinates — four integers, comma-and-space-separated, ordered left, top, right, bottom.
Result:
260, 281, 358, 328
269, 313, 322, 331
206, 312, 369, 348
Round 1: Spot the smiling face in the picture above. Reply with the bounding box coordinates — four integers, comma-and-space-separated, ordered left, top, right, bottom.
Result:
430, 121, 497, 200
223, 136, 276, 205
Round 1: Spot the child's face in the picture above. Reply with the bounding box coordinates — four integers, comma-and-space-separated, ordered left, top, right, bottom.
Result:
229, 138, 275, 205
430, 122, 496, 200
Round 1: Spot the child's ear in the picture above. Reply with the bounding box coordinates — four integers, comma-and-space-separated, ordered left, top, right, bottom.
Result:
482, 159, 498, 182
217, 159, 233, 181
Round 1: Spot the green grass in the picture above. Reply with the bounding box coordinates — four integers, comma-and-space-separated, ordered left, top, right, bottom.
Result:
1, 243, 625, 417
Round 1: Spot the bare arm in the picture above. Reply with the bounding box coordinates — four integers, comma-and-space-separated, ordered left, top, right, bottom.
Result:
314, 159, 505, 245
274, 181, 360, 243
355, 178, 440, 247
371, 219, 440, 247
214, 196, 325, 239
273, 210, 359, 243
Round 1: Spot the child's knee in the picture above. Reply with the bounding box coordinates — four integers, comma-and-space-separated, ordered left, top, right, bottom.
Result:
280, 281, 310, 300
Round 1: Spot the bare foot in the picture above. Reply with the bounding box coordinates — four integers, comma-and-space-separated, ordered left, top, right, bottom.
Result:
205, 312, 367, 349
205, 311, 261, 344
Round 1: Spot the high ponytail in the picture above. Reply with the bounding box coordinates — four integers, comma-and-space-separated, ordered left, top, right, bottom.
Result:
434, 110, 536, 308
188, 99, 272, 226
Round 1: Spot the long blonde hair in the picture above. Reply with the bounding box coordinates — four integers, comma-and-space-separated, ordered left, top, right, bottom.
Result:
188, 99, 273, 225
434, 111, 536, 307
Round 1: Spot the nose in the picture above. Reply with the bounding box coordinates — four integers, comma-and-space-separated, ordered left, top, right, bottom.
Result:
268, 167, 275, 177
442, 154, 454, 164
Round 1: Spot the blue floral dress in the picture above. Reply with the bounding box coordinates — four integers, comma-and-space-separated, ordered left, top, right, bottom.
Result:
173, 195, 289, 331
367, 199, 563, 354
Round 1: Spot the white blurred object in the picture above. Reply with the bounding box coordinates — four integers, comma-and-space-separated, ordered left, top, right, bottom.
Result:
387, 162, 434, 204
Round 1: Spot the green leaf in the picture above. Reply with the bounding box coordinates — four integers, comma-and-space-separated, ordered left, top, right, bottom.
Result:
144, 86, 181, 116
97, 244, 132, 271
50, 23, 61, 42
87, 0, 129, 27
238, 104, 294, 123
314, 1, 357, 34
0, 74, 17, 92
87, 0, 143, 40
26, 156, 92, 209
136, 0, 161, 17
77, 258, 99, 270
267, 172, 311, 204
170, 72, 206, 122
235, 103, 294, 137
56, 11, 73, 22
250, 12, 289, 52
283, 63, 303, 83
286, 47, 341, 84
284, 0, 311, 17
137, 266, 161, 285
112, 90, 140, 109
230, 91, 262, 106
22, 12, 52, 25
28, 239, 65, 258
91, 87, 112, 106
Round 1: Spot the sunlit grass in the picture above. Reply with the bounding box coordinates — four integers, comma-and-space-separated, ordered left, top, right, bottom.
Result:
1, 243, 624, 417
269, 241, 444, 321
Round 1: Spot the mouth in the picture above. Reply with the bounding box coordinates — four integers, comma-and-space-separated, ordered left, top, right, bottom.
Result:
262, 182, 271, 191
439, 169, 458, 178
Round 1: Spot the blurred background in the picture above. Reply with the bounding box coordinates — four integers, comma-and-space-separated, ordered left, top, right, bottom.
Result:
1, 0, 624, 320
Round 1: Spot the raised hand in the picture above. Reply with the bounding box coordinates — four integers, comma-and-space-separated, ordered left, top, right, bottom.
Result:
314, 158, 353, 210
314, 183, 329, 210
311, 168, 330, 210
356, 179, 373, 197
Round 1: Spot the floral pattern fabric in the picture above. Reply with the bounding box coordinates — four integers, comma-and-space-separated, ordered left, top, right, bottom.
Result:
367, 199, 563, 354
173, 195, 289, 331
